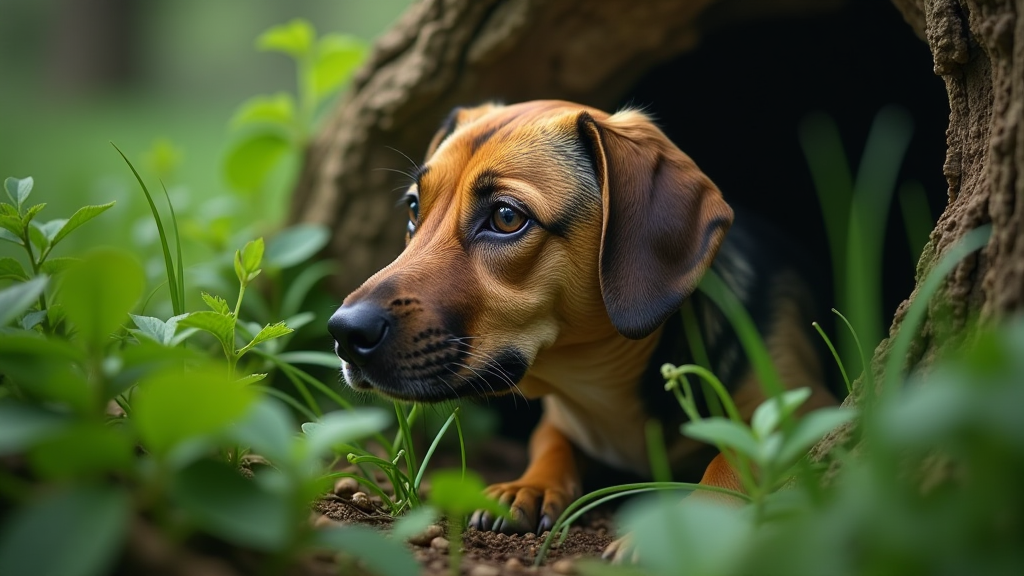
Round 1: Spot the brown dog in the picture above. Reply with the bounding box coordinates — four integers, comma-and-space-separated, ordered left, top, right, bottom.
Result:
328, 100, 836, 536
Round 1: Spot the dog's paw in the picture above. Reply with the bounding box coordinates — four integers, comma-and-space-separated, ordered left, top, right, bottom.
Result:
601, 534, 639, 564
468, 481, 573, 535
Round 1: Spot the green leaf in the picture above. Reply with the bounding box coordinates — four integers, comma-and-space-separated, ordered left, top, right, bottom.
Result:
257, 18, 315, 58
682, 418, 760, 462
619, 496, 751, 576
4, 176, 33, 210
313, 34, 367, 100
241, 237, 265, 276
227, 398, 296, 464
39, 256, 80, 276
132, 365, 257, 456
201, 292, 231, 315
0, 228, 22, 245
777, 407, 856, 465
0, 403, 67, 455
0, 214, 24, 238
26, 222, 48, 251
28, 422, 134, 480
0, 334, 89, 411
19, 309, 47, 330
751, 387, 812, 439
50, 202, 115, 247
265, 224, 330, 269
0, 257, 28, 281
0, 485, 130, 576
239, 322, 293, 356
0, 276, 48, 327
391, 506, 439, 543
61, 250, 144, 350
172, 459, 291, 551
429, 469, 507, 517
301, 408, 390, 461
21, 203, 46, 226
129, 314, 178, 346
34, 218, 66, 242
314, 525, 420, 576
231, 93, 295, 129
177, 311, 235, 352
235, 373, 267, 385
223, 131, 291, 193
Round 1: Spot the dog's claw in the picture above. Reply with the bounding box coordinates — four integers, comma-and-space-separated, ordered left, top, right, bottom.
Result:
537, 514, 554, 534
470, 480, 573, 535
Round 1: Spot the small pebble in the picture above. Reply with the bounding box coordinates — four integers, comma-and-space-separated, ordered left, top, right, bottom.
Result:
430, 536, 450, 552
413, 550, 431, 562
408, 524, 443, 547
551, 558, 575, 575
429, 559, 446, 570
333, 477, 359, 496
469, 565, 501, 576
350, 492, 373, 512
523, 532, 536, 541
505, 557, 524, 569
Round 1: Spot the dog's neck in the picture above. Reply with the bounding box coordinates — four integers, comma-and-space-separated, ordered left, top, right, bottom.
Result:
518, 325, 664, 473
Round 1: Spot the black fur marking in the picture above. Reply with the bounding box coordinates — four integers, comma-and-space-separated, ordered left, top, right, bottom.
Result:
470, 169, 501, 199
470, 126, 498, 153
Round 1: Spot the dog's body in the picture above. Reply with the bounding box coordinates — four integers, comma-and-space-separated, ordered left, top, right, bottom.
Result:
329, 100, 836, 536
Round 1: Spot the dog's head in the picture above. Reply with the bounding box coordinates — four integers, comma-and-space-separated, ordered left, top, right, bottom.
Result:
328, 100, 732, 401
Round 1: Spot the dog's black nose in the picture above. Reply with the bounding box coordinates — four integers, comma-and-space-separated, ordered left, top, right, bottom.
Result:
328, 302, 391, 366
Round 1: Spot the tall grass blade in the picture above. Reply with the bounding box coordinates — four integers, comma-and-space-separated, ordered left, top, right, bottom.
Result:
112, 143, 180, 313
883, 225, 990, 395
812, 321, 851, 395
159, 181, 186, 315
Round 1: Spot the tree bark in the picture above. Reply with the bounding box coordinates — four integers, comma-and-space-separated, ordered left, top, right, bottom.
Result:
812, 0, 1024, 466
291, 0, 840, 296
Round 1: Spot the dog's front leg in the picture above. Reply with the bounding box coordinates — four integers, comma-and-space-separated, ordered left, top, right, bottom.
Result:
469, 416, 581, 535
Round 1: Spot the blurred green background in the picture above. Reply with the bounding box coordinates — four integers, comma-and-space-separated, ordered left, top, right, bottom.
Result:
0, 0, 411, 252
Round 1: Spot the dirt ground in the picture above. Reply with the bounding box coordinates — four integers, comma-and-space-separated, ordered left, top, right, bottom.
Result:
314, 437, 619, 575
314, 497, 614, 576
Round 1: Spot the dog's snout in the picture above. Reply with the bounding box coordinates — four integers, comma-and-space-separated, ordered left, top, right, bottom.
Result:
329, 302, 391, 366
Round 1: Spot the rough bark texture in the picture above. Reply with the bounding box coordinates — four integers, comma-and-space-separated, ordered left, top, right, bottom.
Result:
291, 0, 840, 296
811, 0, 1024, 467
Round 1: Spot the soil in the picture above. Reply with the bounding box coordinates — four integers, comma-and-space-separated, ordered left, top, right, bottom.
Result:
314, 497, 614, 576
313, 437, 619, 575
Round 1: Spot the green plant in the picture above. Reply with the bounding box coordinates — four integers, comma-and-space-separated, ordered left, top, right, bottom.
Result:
427, 469, 509, 576
224, 18, 367, 194
0, 173, 421, 576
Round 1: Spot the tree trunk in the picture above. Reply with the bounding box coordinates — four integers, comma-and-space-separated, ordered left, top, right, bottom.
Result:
812, 0, 1024, 464
290, 0, 840, 296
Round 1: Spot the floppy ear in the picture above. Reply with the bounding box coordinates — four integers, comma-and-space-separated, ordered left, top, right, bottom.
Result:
577, 110, 734, 339
423, 103, 504, 161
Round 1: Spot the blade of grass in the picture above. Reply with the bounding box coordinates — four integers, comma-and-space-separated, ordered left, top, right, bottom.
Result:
112, 143, 181, 314
883, 225, 991, 395
159, 181, 185, 316
681, 299, 722, 417
413, 408, 459, 491
812, 321, 851, 395
832, 308, 870, 395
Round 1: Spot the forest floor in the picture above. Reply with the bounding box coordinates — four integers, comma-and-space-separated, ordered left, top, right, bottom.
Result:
314, 437, 618, 576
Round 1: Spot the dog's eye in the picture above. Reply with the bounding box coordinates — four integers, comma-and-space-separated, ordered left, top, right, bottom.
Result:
491, 205, 527, 234
407, 199, 419, 235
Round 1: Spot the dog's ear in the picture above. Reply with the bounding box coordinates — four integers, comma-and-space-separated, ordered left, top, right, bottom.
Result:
424, 103, 503, 161
576, 110, 733, 339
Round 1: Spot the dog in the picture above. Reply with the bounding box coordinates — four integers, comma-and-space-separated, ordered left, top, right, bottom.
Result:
328, 100, 837, 544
